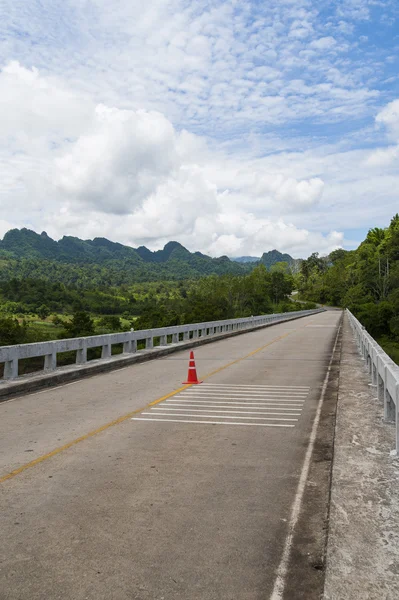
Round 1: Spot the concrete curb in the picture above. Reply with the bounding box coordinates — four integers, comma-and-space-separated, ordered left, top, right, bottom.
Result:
323, 313, 399, 599
0, 312, 314, 402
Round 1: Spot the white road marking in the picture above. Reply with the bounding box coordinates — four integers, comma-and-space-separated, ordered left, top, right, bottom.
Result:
200, 383, 310, 392
142, 412, 298, 421
133, 384, 307, 430
165, 402, 303, 411
132, 418, 295, 428
179, 395, 307, 401
1, 379, 81, 403
151, 408, 301, 416
269, 322, 341, 600
171, 398, 304, 405
182, 391, 307, 397
200, 384, 309, 389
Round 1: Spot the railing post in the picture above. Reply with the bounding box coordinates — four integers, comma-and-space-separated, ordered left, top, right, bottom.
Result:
76, 338, 87, 364
183, 330, 189, 341
201, 327, 207, 337
146, 332, 153, 349
131, 329, 137, 353
172, 332, 179, 343
44, 344, 57, 371
159, 334, 167, 346
4, 354, 18, 380
102, 340, 111, 359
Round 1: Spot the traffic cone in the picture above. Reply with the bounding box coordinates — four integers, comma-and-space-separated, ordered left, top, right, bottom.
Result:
183, 351, 202, 384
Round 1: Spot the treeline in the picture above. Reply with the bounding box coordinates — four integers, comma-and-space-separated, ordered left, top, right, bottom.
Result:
0, 256, 247, 286
0, 231, 251, 286
0, 266, 316, 346
299, 214, 399, 347
134, 266, 304, 329
0, 279, 136, 317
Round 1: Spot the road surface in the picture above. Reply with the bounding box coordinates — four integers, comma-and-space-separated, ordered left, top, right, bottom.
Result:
0, 310, 341, 599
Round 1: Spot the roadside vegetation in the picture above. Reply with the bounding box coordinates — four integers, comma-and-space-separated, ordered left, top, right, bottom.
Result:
0, 264, 315, 346
1, 215, 398, 366
298, 214, 399, 363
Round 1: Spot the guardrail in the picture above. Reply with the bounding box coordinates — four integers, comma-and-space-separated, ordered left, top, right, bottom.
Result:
347, 309, 399, 453
0, 309, 323, 382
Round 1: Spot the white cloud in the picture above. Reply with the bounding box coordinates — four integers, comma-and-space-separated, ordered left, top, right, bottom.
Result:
310, 36, 337, 50
0, 0, 398, 260
54, 105, 179, 214
366, 99, 399, 167
0, 61, 338, 257
375, 99, 399, 140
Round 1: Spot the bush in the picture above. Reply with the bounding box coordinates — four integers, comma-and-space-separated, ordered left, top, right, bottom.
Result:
59, 311, 95, 338
37, 304, 50, 319
0, 316, 28, 346
97, 315, 122, 331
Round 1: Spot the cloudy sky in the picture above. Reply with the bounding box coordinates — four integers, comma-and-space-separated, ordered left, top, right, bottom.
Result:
0, 0, 398, 258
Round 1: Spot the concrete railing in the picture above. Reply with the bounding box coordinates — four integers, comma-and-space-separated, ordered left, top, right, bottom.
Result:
347, 309, 399, 453
0, 309, 323, 382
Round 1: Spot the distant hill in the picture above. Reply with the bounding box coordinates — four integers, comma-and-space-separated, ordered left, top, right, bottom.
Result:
231, 256, 260, 263
0, 228, 252, 286
259, 250, 295, 268
232, 250, 295, 268
0, 229, 301, 286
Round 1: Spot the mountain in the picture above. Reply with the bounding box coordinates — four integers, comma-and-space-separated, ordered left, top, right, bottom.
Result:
0, 229, 301, 286
259, 250, 295, 268
232, 250, 296, 267
231, 256, 260, 263
0, 228, 251, 286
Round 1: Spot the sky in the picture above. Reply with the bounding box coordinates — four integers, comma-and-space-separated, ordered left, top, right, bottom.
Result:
0, 0, 398, 259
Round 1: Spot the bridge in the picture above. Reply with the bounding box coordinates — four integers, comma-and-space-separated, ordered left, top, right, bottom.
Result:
1, 309, 398, 599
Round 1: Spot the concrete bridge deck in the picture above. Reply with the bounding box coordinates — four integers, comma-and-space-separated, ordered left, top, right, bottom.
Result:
0, 311, 342, 599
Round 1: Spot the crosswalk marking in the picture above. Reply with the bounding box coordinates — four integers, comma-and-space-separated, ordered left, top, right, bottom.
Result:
164, 403, 302, 411
133, 418, 295, 428
132, 383, 310, 429
152, 408, 301, 416
169, 398, 304, 404
180, 391, 307, 397
199, 384, 309, 389
166, 399, 303, 406
142, 412, 298, 421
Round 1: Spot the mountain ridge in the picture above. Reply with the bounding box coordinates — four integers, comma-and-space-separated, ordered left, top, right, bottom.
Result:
0, 228, 296, 285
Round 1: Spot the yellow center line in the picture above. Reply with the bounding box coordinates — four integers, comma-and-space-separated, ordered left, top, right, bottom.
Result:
0, 330, 294, 484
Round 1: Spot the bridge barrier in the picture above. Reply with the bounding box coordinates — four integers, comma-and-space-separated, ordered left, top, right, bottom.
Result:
0, 309, 323, 384
347, 309, 399, 453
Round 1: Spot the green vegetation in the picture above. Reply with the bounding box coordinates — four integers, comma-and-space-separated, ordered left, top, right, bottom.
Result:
0, 229, 299, 287
2, 218, 397, 368
0, 230, 252, 285
134, 266, 302, 329
0, 264, 310, 347
298, 214, 399, 363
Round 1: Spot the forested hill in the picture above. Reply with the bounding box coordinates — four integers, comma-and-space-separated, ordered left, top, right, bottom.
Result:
232, 250, 295, 266
259, 250, 295, 268
299, 214, 399, 360
0, 228, 253, 286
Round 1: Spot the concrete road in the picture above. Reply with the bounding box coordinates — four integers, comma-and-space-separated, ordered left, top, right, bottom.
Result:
0, 310, 341, 600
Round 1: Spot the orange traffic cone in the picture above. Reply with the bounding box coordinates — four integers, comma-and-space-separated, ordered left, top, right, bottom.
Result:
183, 350, 202, 384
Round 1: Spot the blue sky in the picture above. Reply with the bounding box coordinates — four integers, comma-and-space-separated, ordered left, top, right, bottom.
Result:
0, 0, 398, 257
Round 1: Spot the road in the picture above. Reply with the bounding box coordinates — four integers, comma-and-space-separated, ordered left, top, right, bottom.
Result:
0, 310, 341, 600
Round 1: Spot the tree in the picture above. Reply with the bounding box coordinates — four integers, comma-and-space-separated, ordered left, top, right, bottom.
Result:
0, 317, 28, 346
60, 311, 95, 338
97, 315, 122, 331
37, 304, 50, 319
270, 271, 294, 303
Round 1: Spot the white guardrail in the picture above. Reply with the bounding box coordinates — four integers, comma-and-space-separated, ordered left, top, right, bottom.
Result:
0, 309, 323, 382
347, 309, 399, 453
